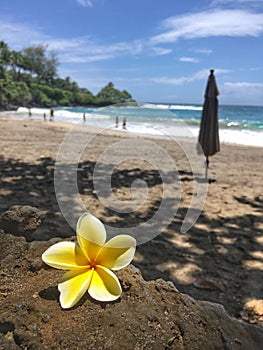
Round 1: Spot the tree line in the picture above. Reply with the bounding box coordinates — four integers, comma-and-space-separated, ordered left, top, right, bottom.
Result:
0, 40, 134, 109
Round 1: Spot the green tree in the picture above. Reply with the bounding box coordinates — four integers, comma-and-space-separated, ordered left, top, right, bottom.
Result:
13, 82, 32, 105
9, 50, 24, 81
96, 82, 133, 104
0, 41, 11, 67
0, 40, 135, 109
0, 78, 7, 103
22, 44, 59, 83
0, 41, 11, 79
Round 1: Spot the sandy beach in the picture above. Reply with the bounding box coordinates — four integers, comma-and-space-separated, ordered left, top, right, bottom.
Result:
0, 116, 262, 326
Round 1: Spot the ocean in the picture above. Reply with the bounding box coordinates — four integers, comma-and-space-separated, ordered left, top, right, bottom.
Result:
2, 103, 263, 147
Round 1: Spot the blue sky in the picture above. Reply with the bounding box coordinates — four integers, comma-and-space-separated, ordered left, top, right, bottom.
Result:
1, 0, 263, 105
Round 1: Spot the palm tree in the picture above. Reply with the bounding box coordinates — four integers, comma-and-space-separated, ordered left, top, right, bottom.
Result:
0, 41, 11, 68
10, 51, 24, 81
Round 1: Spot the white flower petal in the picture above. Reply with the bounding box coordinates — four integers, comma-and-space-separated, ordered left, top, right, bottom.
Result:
88, 266, 122, 302
58, 269, 93, 309
96, 235, 136, 270
42, 242, 88, 270
76, 213, 106, 261
77, 212, 106, 245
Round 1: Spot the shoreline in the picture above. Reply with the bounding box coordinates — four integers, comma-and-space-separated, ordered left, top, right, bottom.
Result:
1, 109, 263, 148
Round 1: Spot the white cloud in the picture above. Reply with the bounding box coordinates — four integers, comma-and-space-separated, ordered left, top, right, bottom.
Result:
222, 82, 263, 104
75, 0, 106, 8
150, 76, 190, 85
0, 18, 145, 63
151, 70, 209, 85
151, 69, 230, 85
194, 48, 213, 55
0, 20, 48, 48
60, 53, 114, 63
151, 47, 172, 55
224, 82, 263, 88
210, 0, 263, 7
44, 37, 89, 51
54, 39, 144, 63
151, 9, 263, 44
76, 0, 93, 8
179, 56, 199, 63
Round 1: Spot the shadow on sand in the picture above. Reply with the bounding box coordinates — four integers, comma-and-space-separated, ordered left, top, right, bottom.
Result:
0, 154, 262, 322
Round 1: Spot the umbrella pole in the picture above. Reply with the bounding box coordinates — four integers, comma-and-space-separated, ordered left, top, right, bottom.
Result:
205, 156, 209, 179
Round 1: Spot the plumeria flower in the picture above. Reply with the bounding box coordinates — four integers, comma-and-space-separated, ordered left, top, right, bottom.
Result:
42, 213, 136, 309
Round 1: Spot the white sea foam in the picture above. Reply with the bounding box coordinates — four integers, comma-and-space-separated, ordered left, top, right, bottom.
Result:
219, 129, 263, 147
142, 103, 170, 109
108, 123, 163, 137
87, 113, 110, 120
111, 122, 263, 147
1, 106, 262, 147
141, 103, 202, 111
17, 107, 51, 115
169, 105, 202, 111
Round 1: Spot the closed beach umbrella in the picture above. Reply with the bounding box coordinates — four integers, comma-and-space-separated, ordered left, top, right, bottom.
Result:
198, 69, 220, 178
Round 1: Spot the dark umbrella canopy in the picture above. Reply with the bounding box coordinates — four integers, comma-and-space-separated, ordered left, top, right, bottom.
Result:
198, 69, 220, 173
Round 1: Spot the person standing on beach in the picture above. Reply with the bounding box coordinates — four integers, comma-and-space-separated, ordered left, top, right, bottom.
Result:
122, 117, 126, 129
115, 116, 119, 128
83, 113, 86, 123
50, 109, 54, 122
